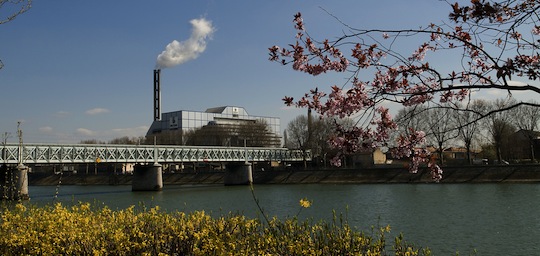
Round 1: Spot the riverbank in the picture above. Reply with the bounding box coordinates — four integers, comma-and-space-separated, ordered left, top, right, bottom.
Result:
28, 165, 540, 186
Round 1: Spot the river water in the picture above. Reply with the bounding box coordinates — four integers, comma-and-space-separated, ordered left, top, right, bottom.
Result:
26, 183, 540, 255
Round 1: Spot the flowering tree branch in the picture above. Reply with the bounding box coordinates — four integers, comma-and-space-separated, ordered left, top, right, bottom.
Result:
0, 0, 32, 25
270, 1, 540, 181
0, 0, 32, 70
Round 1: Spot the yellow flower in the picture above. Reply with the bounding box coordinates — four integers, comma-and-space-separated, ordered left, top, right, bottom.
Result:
15, 203, 26, 212
299, 198, 312, 208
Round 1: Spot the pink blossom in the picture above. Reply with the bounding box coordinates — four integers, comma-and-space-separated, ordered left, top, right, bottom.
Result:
330, 156, 342, 167
268, 46, 280, 61
429, 162, 443, 182
409, 43, 433, 61
440, 91, 454, 103
511, 32, 522, 40
430, 32, 441, 41
454, 26, 471, 42
293, 12, 304, 31
532, 26, 540, 35
455, 89, 469, 101
269, 4, 540, 183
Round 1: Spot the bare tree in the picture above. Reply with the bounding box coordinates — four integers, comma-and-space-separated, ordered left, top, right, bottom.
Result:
184, 125, 230, 146
151, 129, 185, 145
183, 120, 280, 147
396, 104, 459, 165
108, 136, 146, 145
80, 139, 106, 144
425, 106, 459, 165
235, 119, 281, 147
310, 117, 335, 158
511, 100, 540, 160
285, 115, 309, 150
286, 114, 355, 167
485, 98, 517, 162
455, 100, 488, 164
395, 106, 430, 137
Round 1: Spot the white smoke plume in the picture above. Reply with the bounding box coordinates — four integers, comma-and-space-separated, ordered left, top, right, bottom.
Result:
156, 18, 215, 69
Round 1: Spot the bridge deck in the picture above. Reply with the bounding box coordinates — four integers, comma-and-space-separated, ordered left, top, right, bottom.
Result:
0, 144, 310, 165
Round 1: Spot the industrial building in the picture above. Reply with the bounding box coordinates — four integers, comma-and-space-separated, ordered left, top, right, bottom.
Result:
146, 106, 281, 144
147, 70, 281, 146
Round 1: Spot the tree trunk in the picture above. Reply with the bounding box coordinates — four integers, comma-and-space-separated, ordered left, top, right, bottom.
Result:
465, 142, 472, 165
496, 143, 502, 163
531, 142, 536, 162
438, 142, 444, 166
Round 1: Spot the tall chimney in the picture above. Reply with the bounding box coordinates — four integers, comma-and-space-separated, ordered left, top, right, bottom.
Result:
153, 69, 161, 121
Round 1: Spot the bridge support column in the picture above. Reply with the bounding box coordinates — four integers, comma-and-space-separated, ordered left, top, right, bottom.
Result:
224, 162, 252, 185
1, 164, 29, 200
132, 163, 163, 191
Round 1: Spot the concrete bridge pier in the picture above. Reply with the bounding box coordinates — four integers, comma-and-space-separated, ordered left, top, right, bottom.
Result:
1, 164, 29, 200
132, 163, 163, 191
224, 162, 253, 185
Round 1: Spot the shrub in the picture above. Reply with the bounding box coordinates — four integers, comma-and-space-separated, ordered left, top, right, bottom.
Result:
0, 202, 430, 255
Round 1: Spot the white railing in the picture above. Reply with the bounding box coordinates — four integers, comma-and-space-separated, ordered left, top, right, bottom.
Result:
0, 144, 310, 164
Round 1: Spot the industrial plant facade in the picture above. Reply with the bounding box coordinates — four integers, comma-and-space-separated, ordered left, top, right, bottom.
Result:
146, 106, 281, 146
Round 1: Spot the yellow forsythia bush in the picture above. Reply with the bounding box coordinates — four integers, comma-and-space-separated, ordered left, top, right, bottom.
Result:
0, 202, 430, 255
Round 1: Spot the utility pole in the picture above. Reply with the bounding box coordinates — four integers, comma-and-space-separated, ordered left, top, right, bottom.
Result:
1, 132, 10, 199
2, 132, 10, 166
17, 122, 23, 166
305, 108, 312, 169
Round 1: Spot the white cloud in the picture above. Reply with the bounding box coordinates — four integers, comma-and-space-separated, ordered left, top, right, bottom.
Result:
85, 108, 110, 115
54, 111, 71, 118
76, 128, 95, 136
111, 126, 148, 137
280, 105, 300, 111
39, 126, 53, 133
507, 80, 528, 86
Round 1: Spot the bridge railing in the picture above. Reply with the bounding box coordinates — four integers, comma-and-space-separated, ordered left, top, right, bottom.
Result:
0, 144, 311, 165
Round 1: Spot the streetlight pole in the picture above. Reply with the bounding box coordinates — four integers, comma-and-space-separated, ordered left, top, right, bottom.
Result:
244, 138, 247, 164
2, 132, 10, 166
17, 122, 23, 166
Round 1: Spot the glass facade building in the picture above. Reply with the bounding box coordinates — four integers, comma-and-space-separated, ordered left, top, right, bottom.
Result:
146, 106, 281, 141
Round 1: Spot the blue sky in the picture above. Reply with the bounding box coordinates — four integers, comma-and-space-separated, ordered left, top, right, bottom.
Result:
1, 0, 469, 143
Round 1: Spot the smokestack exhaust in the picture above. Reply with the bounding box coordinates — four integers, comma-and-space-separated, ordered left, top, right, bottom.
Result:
153, 69, 161, 121
152, 18, 214, 122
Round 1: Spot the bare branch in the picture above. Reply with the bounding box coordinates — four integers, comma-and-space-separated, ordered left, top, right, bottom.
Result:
0, 0, 32, 25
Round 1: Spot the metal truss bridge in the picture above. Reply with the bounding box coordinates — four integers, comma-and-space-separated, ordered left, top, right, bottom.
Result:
0, 144, 310, 165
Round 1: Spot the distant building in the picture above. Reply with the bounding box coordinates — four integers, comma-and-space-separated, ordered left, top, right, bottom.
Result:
146, 106, 281, 146
352, 148, 387, 167
443, 147, 468, 161
508, 129, 540, 161
429, 146, 482, 165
